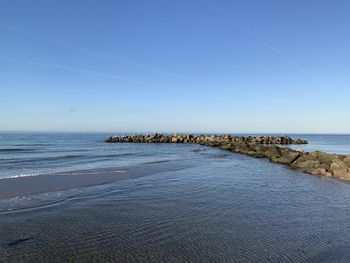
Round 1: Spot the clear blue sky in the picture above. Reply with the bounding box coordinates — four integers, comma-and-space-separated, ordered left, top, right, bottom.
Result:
1, 0, 349, 133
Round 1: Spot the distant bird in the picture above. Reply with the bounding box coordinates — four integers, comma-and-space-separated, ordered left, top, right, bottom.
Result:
70, 109, 75, 112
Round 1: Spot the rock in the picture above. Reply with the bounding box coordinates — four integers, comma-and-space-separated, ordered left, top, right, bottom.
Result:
219, 143, 232, 151
295, 160, 322, 172
342, 156, 350, 166
104, 133, 350, 181
262, 146, 283, 161
311, 168, 327, 176
106, 134, 308, 145
329, 159, 350, 179
290, 152, 328, 172
311, 151, 338, 166
272, 150, 301, 165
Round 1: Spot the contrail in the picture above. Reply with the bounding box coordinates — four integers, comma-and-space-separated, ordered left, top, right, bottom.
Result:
78, 49, 185, 79
3, 26, 184, 79
0, 56, 151, 86
204, 0, 311, 78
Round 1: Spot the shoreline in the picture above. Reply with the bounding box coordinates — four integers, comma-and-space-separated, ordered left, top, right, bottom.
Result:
0, 160, 194, 199
106, 134, 350, 181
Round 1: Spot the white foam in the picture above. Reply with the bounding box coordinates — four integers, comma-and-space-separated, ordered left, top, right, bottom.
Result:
0, 170, 127, 180
0, 173, 41, 180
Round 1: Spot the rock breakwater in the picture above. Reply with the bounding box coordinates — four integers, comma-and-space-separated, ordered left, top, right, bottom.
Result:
106, 134, 350, 181
106, 134, 308, 145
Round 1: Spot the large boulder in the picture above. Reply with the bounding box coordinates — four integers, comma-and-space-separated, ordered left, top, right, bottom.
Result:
342, 156, 350, 166
290, 152, 328, 173
310, 151, 338, 166
271, 149, 301, 165
311, 168, 332, 177
329, 159, 350, 179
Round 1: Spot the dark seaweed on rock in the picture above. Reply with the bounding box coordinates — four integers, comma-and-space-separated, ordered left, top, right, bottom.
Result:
106, 134, 350, 181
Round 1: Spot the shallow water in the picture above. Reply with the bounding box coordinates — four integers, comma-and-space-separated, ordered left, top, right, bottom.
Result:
1, 133, 350, 262
0, 132, 207, 179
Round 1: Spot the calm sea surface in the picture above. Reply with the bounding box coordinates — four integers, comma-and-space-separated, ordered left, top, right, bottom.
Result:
0, 132, 350, 262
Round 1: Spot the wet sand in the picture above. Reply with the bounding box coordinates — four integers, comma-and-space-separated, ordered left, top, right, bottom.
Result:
0, 160, 194, 199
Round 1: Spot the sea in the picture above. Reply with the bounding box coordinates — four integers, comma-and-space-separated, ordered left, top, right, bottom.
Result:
0, 132, 350, 262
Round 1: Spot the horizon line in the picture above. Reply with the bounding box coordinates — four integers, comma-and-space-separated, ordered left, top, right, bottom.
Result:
0, 130, 349, 135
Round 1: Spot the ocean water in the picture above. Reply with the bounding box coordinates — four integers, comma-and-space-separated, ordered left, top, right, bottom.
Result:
289, 134, 350, 155
0, 132, 207, 180
1, 132, 350, 262
1, 132, 349, 180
